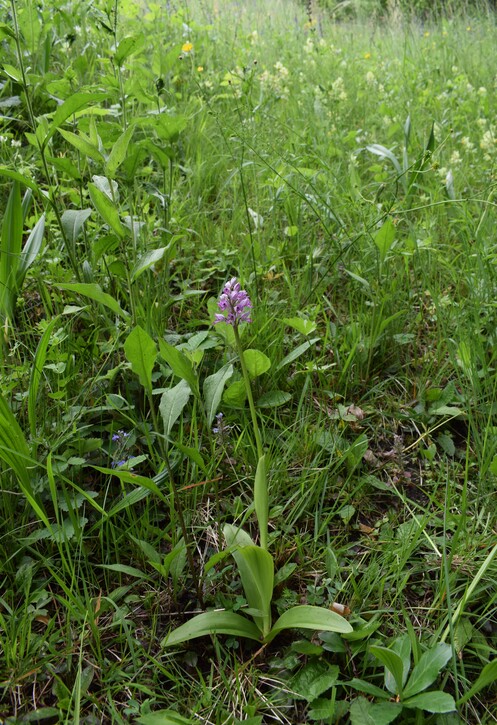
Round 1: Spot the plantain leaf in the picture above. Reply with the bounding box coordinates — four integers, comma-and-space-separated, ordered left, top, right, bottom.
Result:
160, 380, 191, 437
162, 610, 262, 647
105, 126, 135, 177
57, 282, 129, 318
88, 182, 126, 237
266, 605, 353, 643
203, 363, 234, 425
124, 326, 157, 391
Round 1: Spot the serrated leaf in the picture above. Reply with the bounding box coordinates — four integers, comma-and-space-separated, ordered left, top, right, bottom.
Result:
203, 364, 233, 425
160, 380, 190, 437
349, 697, 402, 725
243, 349, 271, 378
291, 661, 339, 702
124, 326, 157, 391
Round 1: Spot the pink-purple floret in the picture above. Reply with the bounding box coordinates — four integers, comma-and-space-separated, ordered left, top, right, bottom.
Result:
214, 277, 252, 326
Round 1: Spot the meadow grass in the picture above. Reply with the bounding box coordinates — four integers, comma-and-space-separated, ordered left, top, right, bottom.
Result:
1, 0, 497, 722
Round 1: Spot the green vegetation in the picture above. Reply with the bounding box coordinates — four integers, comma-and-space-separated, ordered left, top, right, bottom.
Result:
1, 0, 497, 722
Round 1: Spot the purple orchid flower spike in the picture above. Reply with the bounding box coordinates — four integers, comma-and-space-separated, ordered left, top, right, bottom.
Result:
214, 277, 253, 327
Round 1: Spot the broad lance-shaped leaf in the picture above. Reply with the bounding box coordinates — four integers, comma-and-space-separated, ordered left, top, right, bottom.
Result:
17, 213, 45, 284
57, 283, 129, 319
457, 659, 497, 705
203, 363, 233, 425
402, 643, 452, 699
124, 326, 158, 391
230, 544, 273, 637
0, 181, 22, 321
44, 92, 108, 144
254, 455, 268, 550
132, 247, 168, 281
403, 691, 456, 713
162, 610, 262, 647
160, 380, 191, 437
105, 126, 135, 177
265, 605, 353, 643
384, 633, 411, 696
370, 645, 406, 696
159, 339, 198, 394
61, 209, 92, 245
374, 218, 396, 264
88, 182, 126, 238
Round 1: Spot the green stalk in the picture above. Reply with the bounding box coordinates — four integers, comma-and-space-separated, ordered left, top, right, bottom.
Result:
233, 324, 263, 460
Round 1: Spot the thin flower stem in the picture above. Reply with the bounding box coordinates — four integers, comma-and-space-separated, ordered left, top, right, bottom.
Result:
233, 325, 264, 460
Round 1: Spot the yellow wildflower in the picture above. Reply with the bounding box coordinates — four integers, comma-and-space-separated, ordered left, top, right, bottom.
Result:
182, 42, 193, 53
197, 66, 204, 72
364, 52, 371, 59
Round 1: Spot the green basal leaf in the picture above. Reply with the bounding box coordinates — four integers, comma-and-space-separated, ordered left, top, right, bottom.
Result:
131, 246, 168, 281
58, 283, 129, 318
160, 380, 191, 437
254, 455, 268, 550
203, 363, 234, 425
384, 634, 411, 696
124, 326, 158, 391
403, 643, 452, 699
162, 610, 262, 647
230, 544, 273, 637
373, 218, 396, 263
369, 645, 405, 696
159, 339, 198, 394
266, 605, 353, 644
403, 691, 456, 713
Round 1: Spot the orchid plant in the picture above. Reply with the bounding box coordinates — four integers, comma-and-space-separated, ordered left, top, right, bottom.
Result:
163, 278, 352, 648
